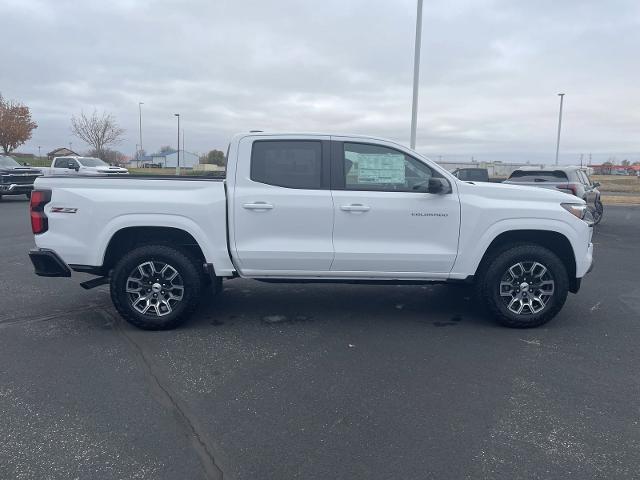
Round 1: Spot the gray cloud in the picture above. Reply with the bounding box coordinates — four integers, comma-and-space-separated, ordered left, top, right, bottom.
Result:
2, 0, 639, 163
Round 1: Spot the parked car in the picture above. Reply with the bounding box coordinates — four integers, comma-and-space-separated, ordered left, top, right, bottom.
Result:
451, 167, 490, 182
41, 156, 129, 176
28, 132, 593, 330
0, 155, 42, 200
504, 166, 603, 225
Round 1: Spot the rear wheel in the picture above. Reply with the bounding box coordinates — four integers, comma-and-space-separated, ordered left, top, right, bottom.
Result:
110, 245, 202, 330
478, 244, 569, 328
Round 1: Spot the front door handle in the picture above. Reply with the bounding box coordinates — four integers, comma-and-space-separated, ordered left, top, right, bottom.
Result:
340, 204, 370, 212
243, 202, 274, 210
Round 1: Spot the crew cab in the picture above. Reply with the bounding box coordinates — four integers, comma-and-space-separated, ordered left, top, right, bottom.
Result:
28, 132, 594, 330
43, 156, 129, 176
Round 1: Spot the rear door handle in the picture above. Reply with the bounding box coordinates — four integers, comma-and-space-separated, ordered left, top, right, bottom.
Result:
340, 204, 370, 212
243, 202, 274, 210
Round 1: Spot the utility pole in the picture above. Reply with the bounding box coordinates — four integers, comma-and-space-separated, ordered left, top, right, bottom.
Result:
38, 146, 41, 159
138, 102, 144, 168
174, 114, 180, 175
410, 0, 424, 150
579, 153, 584, 167
554, 93, 565, 165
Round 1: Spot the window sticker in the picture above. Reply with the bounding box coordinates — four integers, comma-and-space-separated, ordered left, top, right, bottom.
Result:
346, 152, 406, 184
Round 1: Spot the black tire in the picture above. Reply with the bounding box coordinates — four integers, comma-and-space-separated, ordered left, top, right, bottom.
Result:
110, 244, 202, 330
477, 244, 569, 328
592, 200, 603, 225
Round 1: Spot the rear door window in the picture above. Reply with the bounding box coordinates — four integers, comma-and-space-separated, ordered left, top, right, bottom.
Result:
508, 170, 569, 182
250, 141, 322, 189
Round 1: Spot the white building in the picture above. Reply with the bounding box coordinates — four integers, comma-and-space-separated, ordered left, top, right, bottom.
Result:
145, 150, 199, 168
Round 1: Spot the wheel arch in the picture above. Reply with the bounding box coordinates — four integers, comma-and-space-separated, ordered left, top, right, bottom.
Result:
102, 226, 207, 274
474, 229, 578, 291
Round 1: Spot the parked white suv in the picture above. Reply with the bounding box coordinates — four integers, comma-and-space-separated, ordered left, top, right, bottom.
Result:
504, 166, 603, 224
28, 132, 594, 330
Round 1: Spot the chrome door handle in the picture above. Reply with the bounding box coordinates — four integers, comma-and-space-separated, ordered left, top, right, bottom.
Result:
243, 202, 274, 210
340, 204, 370, 212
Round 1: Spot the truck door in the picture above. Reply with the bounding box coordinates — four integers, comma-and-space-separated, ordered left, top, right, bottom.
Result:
231, 135, 334, 275
330, 139, 461, 275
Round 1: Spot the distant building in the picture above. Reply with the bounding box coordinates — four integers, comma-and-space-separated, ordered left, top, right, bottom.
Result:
47, 147, 78, 160
140, 149, 199, 168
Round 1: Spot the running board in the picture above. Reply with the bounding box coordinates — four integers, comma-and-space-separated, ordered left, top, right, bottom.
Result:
80, 276, 110, 290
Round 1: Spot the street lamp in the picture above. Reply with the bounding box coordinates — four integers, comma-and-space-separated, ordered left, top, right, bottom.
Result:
174, 113, 180, 175
138, 102, 144, 168
554, 93, 565, 165
410, 0, 424, 150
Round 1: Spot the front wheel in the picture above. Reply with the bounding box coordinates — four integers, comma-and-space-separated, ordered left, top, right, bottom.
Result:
591, 200, 603, 225
110, 245, 203, 330
478, 244, 569, 328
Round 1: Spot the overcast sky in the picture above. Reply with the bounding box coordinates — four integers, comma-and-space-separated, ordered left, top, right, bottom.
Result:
2, 0, 639, 164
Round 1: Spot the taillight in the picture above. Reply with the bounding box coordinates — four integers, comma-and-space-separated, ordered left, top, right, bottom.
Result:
556, 183, 577, 196
30, 190, 51, 234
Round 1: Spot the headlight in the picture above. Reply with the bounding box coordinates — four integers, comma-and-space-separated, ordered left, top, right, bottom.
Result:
561, 203, 592, 224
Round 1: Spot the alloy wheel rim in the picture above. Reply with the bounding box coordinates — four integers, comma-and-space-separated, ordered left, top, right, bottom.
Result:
499, 261, 555, 315
126, 261, 184, 316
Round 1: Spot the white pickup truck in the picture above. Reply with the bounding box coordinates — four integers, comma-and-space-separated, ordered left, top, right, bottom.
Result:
42, 156, 129, 176
28, 132, 594, 330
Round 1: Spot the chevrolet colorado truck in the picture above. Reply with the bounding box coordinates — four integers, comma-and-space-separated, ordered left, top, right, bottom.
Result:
28, 132, 594, 330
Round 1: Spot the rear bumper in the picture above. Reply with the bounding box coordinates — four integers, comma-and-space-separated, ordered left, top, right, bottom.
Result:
29, 248, 71, 277
0, 183, 34, 194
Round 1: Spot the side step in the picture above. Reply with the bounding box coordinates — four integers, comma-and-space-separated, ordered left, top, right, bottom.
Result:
80, 276, 110, 290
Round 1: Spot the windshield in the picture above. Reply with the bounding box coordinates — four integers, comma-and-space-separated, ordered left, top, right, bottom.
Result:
0, 156, 22, 168
508, 170, 569, 182
78, 157, 108, 167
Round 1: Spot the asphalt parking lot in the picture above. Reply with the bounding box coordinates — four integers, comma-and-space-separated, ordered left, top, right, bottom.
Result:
1, 196, 639, 480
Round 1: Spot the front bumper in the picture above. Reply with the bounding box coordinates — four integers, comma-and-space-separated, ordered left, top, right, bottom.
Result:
29, 248, 71, 277
0, 183, 34, 194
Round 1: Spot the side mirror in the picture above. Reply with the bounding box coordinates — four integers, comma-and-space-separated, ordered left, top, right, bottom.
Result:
23, 162, 31, 166
592, 182, 600, 188
428, 177, 451, 194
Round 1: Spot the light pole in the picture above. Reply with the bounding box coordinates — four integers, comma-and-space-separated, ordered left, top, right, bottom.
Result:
38, 146, 41, 159
174, 114, 180, 175
410, 0, 424, 150
138, 102, 144, 168
554, 93, 565, 165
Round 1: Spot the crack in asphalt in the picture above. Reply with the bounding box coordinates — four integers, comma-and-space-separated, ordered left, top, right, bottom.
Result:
0, 303, 109, 328
99, 309, 224, 480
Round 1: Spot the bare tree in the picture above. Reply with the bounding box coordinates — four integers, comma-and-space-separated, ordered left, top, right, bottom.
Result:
71, 110, 125, 160
0, 93, 38, 154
